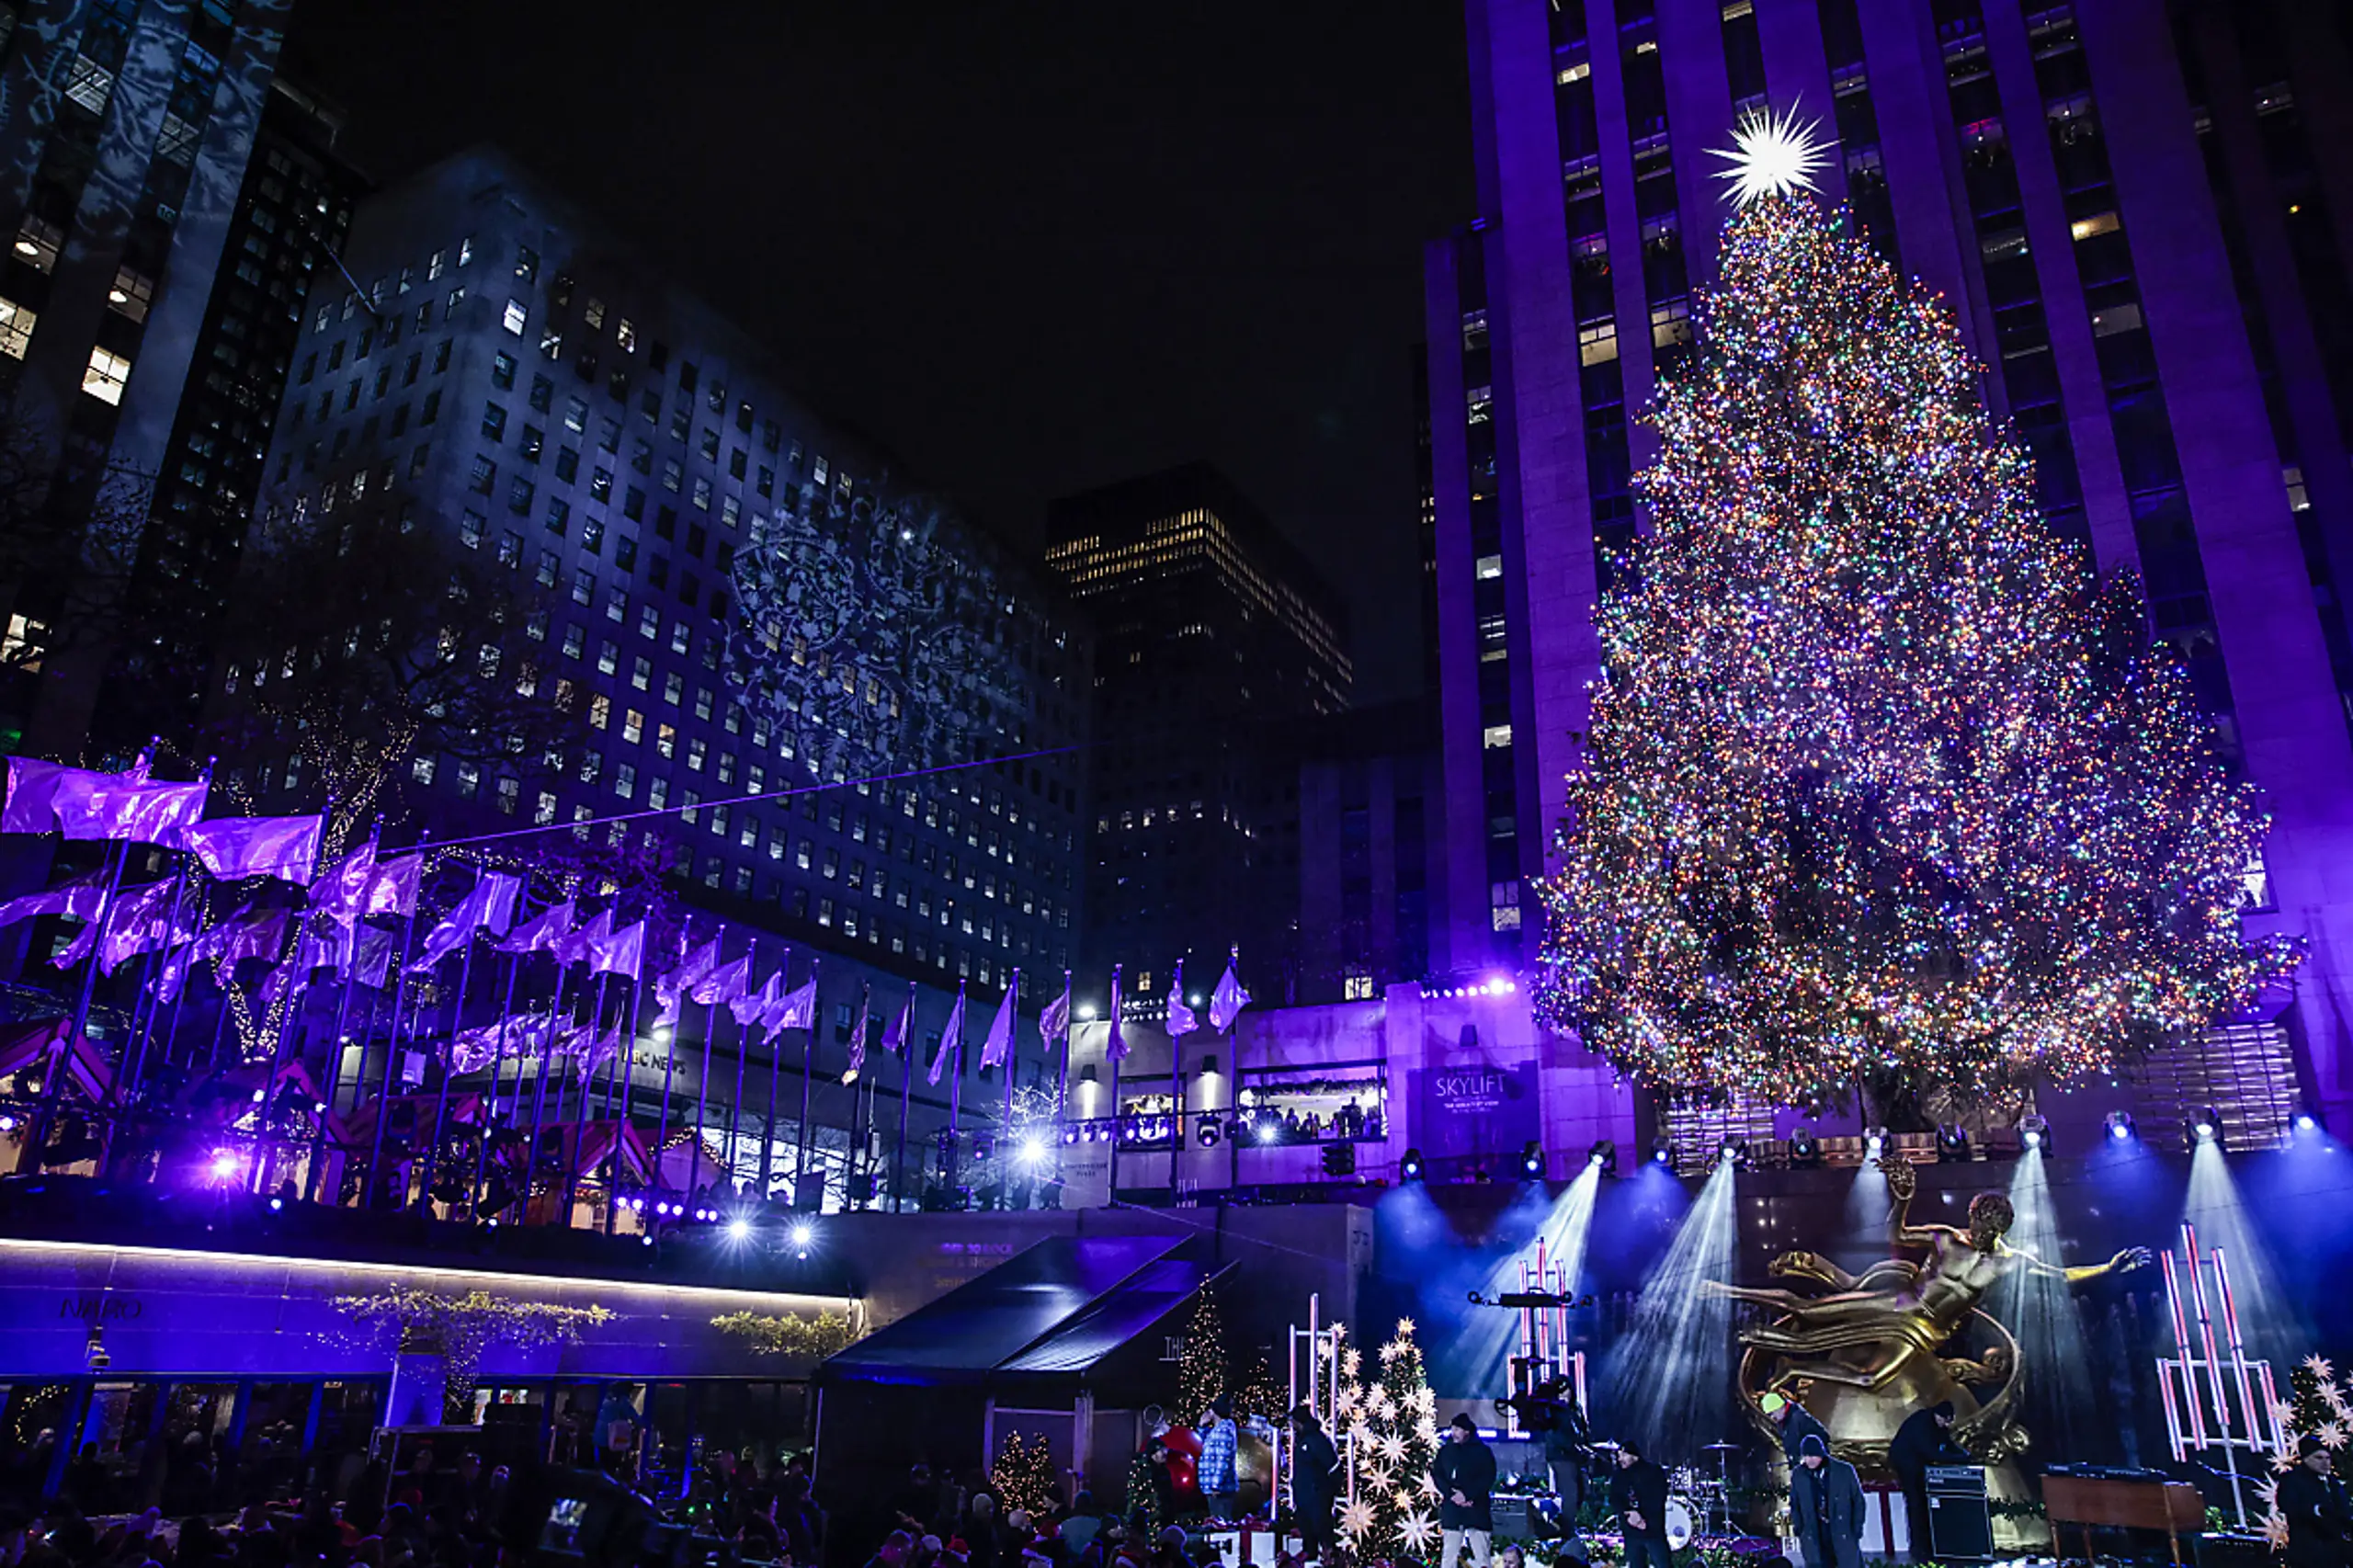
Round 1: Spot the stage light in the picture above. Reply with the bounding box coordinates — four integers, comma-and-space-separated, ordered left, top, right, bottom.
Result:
1865, 1129, 1885, 1157
208, 1149, 239, 1181
267, 1196, 284, 1213
1937, 1124, 1971, 1162
2293, 1108, 2323, 1137
1400, 1147, 1426, 1182
0, 1114, 16, 1133
1256, 1119, 1280, 1144
1719, 1136, 1747, 1166
726, 1218, 752, 1242
1651, 1137, 1676, 1167
642, 1235, 654, 1247
2191, 1108, 2223, 1148
1061, 1125, 1080, 1146
1588, 1139, 1617, 1176
2104, 1110, 2136, 1143
1196, 1119, 1221, 1149
1077, 1003, 1099, 1021
972, 1132, 996, 1163
1520, 1141, 1544, 1179
790, 1221, 814, 1248
2018, 1114, 2051, 1154
1020, 1134, 1048, 1164
1788, 1126, 1821, 1167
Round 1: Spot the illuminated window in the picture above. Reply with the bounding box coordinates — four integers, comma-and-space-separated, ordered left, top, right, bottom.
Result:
106, 267, 153, 323
0, 297, 35, 358
1475, 553, 1504, 580
502, 299, 528, 335
1578, 320, 1618, 366
81, 347, 131, 405
2070, 210, 2120, 243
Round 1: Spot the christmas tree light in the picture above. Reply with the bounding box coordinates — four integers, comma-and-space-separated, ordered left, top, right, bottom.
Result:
1533, 187, 2296, 1103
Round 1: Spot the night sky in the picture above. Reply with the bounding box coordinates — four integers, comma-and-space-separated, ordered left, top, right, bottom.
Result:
281, 3, 1475, 704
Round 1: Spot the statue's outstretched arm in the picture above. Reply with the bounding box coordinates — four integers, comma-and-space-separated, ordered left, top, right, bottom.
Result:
2027, 1245, 2153, 1284
1881, 1156, 1960, 1247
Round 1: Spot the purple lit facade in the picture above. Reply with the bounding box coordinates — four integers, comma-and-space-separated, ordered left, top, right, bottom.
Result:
1425, 0, 2353, 1139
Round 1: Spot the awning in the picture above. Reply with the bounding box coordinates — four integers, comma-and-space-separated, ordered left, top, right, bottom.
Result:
820, 1233, 1227, 1389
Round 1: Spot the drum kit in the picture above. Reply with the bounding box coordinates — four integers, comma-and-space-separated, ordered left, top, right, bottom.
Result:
1662, 1441, 1743, 1548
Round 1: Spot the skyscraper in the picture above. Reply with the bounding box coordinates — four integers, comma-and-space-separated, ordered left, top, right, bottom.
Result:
1427, 0, 2353, 1138
0, 0, 297, 753
1046, 461, 1351, 1002
241, 148, 1089, 1001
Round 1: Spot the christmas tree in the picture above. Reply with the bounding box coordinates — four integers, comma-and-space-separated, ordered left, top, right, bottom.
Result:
2260, 1355, 2350, 1548
1331, 1318, 1442, 1561
992, 1428, 1059, 1517
1177, 1284, 1230, 1420
1534, 114, 2295, 1103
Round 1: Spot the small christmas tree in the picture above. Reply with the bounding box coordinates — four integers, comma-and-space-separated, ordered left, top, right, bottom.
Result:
1177, 1284, 1230, 1420
1331, 1318, 1442, 1561
1125, 1448, 1167, 1536
992, 1429, 1058, 1517
1234, 1350, 1286, 1424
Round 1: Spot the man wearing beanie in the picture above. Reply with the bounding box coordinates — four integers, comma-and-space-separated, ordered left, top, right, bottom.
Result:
2277, 1435, 2352, 1568
1432, 1414, 1497, 1568
1887, 1401, 1966, 1562
1790, 1435, 1865, 1568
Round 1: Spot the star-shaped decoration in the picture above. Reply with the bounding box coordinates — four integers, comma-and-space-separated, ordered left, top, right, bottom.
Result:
1396, 1318, 1416, 1338
1381, 1340, 1405, 1363
1416, 1415, 1441, 1446
2321, 1419, 2348, 1450
1414, 1386, 1438, 1414
1337, 1499, 1376, 1545
1710, 103, 1829, 205
2265, 1511, 2291, 1550
1343, 1349, 1363, 1379
2304, 1355, 2336, 1382
2256, 1480, 2279, 1509
1398, 1509, 1440, 1554
1378, 1432, 1408, 1465
2271, 1398, 2300, 1431
2273, 1449, 2299, 1474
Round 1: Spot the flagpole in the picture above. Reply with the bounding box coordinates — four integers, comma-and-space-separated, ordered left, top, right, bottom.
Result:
415, 883, 480, 1216
692, 933, 720, 1203
1170, 960, 1186, 1203
561, 966, 612, 1225
846, 1001, 867, 1208
255, 787, 335, 1196
652, 931, 686, 1199
759, 951, 790, 1201
893, 983, 915, 1214
1001, 968, 1022, 1136
306, 819, 381, 1202
366, 833, 430, 1207
31, 836, 128, 1160
1054, 970, 1073, 1125
725, 941, 750, 1185
794, 958, 820, 1206
945, 980, 969, 1204
470, 932, 527, 1217
1107, 964, 1124, 1201
607, 961, 645, 1237
121, 763, 206, 1107
521, 959, 571, 1224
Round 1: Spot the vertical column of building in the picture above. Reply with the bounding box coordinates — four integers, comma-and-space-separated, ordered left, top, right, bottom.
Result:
2183, 2, 2353, 692
1749, 1, 1844, 202
1656, 0, 1734, 298
1854, 0, 1994, 370
1425, 236, 1496, 977
1484, 0, 1598, 969
2075, 0, 2353, 1120
1813, 0, 1903, 267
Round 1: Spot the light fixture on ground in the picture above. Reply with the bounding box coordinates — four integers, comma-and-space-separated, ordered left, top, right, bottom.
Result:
1864, 1128, 1885, 1158
1588, 1139, 1617, 1176
2292, 1108, 2323, 1138
1400, 1146, 1426, 1181
1787, 1126, 1820, 1166
1937, 1124, 1971, 1162
1651, 1137, 1676, 1167
1719, 1136, 1747, 1166
1520, 1141, 1544, 1179
2018, 1114, 2052, 1153
2104, 1110, 2138, 1143
2190, 1107, 2223, 1149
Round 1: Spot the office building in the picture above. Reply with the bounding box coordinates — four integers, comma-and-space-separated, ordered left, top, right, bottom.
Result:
1295, 698, 1448, 1003
100, 74, 366, 744
0, 0, 296, 753
1045, 462, 1351, 1004
1426, 0, 2353, 1138
243, 147, 1089, 1002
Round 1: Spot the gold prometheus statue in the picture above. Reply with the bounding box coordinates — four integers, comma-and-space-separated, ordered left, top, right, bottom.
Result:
1714, 1155, 2150, 1469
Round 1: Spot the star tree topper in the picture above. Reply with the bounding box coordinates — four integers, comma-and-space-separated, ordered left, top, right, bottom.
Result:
1711, 103, 1829, 205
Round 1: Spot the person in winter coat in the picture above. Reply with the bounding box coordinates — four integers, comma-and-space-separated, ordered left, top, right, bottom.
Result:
1430, 1415, 1497, 1568
1789, 1435, 1865, 1568
1608, 1441, 1673, 1568
1287, 1407, 1341, 1560
2277, 1436, 2353, 1568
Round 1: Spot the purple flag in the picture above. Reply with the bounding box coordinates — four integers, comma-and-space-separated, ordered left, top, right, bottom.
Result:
97, 881, 179, 973
406, 869, 522, 971
356, 926, 397, 990
692, 951, 755, 1006
154, 908, 289, 1002
653, 935, 720, 1020
881, 989, 915, 1056
732, 970, 783, 1031
1039, 980, 1071, 1045
499, 898, 575, 955
843, 983, 872, 1084
311, 839, 377, 926
1106, 967, 1128, 1062
554, 907, 610, 967
1209, 950, 1251, 1032
770, 975, 819, 1034
184, 814, 325, 885
589, 918, 645, 979
0, 869, 108, 928
60, 777, 210, 845
927, 984, 967, 1085
1164, 961, 1198, 1040
364, 855, 423, 917
4, 756, 144, 835
979, 970, 1019, 1070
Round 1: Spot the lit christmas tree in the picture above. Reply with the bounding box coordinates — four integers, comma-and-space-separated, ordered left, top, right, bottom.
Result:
2260, 1355, 2351, 1548
992, 1428, 1059, 1517
1534, 115, 2296, 1103
1177, 1284, 1231, 1419
1330, 1318, 1442, 1561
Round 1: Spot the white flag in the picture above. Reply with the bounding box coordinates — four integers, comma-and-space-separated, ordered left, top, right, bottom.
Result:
979, 971, 1018, 1070
927, 984, 967, 1085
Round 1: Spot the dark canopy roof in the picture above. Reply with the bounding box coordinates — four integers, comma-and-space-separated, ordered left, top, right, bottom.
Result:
820, 1233, 1227, 1389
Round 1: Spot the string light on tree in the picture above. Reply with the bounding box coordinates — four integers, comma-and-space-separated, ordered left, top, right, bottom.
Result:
1533, 160, 2296, 1104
